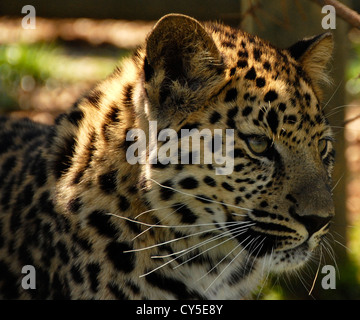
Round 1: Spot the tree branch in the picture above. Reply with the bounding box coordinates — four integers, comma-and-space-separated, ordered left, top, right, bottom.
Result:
310, 0, 360, 29
344, 113, 360, 126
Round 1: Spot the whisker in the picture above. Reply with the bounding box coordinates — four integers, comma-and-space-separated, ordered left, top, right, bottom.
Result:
108, 212, 246, 230
256, 246, 273, 300
322, 238, 340, 278
127, 222, 252, 254
129, 222, 248, 258
327, 231, 351, 253
294, 267, 312, 299
282, 271, 296, 299
109, 210, 252, 248
174, 227, 251, 269
139, 224, 253, 278
134, 204, 182, 219
168, 225, 252, 262
332, 173, 345, 192
204, 236, 256, 292
326, 104, 360, 118
148, 177, 250, 214
132, 202, 188, 240
308, 246, 322, 296
322, 79, 343, 111
196, 233, 259, 282
260, 244, 271, 277
231, 212, 248, 217
333, 239, 352, 253
196, 238, 244, 283
329, 125, 360, 131
331, 230, 347, 240
151, 222, 254, 259
243, 237, 266, 276
139, 257, 175, 278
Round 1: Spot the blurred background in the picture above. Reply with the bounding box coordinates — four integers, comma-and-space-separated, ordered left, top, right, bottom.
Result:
0, 0, 359, 299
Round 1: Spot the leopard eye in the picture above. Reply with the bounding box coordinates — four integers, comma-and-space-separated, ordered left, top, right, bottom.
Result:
246, 136, 271, 155
318, 139, 328, 157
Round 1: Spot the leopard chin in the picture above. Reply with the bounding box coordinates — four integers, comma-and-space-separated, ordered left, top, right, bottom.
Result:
264, 230, 329, 273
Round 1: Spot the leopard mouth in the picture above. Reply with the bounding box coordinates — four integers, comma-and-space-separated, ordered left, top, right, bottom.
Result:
228, 222, 297, 258
229, 227, 313, 272
227, 217, 326, 258
269, 241, 315, 272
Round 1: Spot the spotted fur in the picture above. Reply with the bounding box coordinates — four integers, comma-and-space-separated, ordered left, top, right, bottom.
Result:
0, 14, 335, 299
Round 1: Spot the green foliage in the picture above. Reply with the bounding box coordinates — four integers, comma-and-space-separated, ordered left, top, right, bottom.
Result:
347, 41, 360, 80
0, 43, 57, 110
0, 43, 55, 82
346, 40, 360, 97
0, 43, 128, 111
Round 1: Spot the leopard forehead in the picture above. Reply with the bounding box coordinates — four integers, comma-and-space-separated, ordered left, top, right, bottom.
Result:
143, 20, 331, 139
143, 22, 331, 163
200, 23, 329, 137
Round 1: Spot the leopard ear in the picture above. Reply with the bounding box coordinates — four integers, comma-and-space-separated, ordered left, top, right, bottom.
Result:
288, 33, 333, 85
143, 14, 225, 118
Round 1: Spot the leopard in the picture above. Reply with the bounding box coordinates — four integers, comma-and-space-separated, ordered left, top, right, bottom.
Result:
0, 13, 335, 300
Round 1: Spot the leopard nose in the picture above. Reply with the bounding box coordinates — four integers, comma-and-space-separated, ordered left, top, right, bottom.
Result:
294, 214, 332, 237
